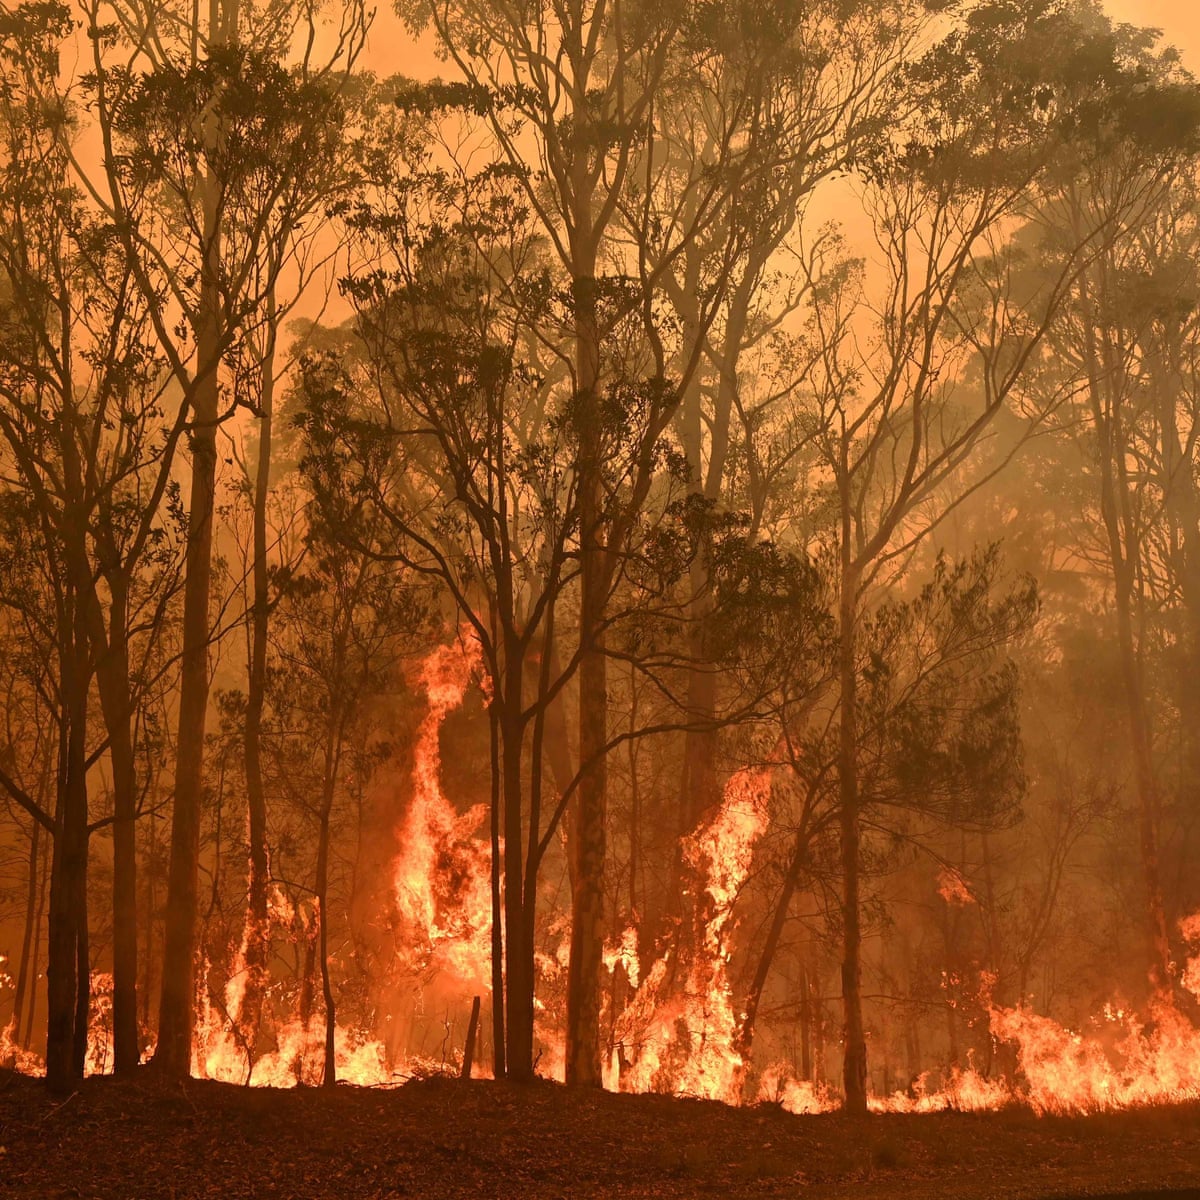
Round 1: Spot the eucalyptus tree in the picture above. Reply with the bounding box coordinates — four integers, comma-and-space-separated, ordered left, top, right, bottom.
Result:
74, 0, 370, 1074
620, 1, 935, 954
299, 107, 589, 1077
774, 0, 1200, 1111
1031, 153, 1200, 994
250, 488, 426, 1088
734, 546, 1035, 1070
392, 0, 910, 1087
0, 0, 194, 1085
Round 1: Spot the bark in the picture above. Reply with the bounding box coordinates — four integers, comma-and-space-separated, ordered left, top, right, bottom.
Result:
155, 435, 215, 1075
798, 960, 812, 1083
46, 567, 92, 1093
501, 699, 534, 1080
141, 803, 159, 1030
488, 699, 505, 1078
461, 995, 481, 1079
12, 820, 38, 1045
23, 828, 50, 1048
72, 864, 89, 1075
316, 778, 336, 1089
154, 0, 236, 1080
238, 304, 276, 1053
94, 583, 140, 1074
567, 259, 607, 1087
838, 545, 868, 1114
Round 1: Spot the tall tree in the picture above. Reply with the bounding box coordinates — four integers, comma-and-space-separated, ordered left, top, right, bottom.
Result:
779, 0, 1198, 1109
78, 0, 369, 1074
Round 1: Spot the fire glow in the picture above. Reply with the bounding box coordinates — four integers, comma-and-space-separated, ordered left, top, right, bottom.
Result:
8, 637, 1200, 1116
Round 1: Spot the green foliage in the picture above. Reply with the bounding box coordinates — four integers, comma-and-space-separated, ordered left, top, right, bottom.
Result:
884, 0, 1200, 191
859, 546, 1038, 829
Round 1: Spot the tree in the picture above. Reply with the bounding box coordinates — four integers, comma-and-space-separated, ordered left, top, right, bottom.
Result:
0, 0, 190, 1084
79, 0, 369, 1074
773, 0, 1198, 1109
1035, 154, 1200, 993
397, 0, 885, 1086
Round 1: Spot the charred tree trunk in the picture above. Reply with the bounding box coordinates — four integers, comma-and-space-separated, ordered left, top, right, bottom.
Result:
12, 820, 39, 1042
500, 694, 534, 1080
141, 805, 160, 1032
488, 697, 505, 1079
95, 583, 140, 1075
23, 828, 50, 1049
154, 0, 235, 1079
238, 304, 276, 1054
316, 772, 336, 1089
72, 864, 89, 1075
736, 834, 808, 1068
461, 995, 481, 1079
662, 252, 717, 945
798, 960, 812, 1083
838, 539, 868, 1114
567, 261, 607, 1088
46, 568, 92, 1093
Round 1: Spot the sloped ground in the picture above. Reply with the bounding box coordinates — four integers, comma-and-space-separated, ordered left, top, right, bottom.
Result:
3, 1067, 1200, 1199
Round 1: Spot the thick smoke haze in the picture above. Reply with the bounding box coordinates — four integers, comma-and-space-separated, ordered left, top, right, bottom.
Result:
2, 0, 1200, 1134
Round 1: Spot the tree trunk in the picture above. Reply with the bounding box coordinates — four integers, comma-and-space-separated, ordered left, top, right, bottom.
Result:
72, 865, 90, 1075
461, 995, 481, 1079
141, 804, 159, 1032
46, 580, 91, 1093
838, 542, 868, 1114
95, 585, 140, 1075
501, 699, 534, 1080
488, 698, 506, 1079
567, 260, 607, 1088
798, 960, 812, 1083
315, 780, 336, 1089
23, 827, 50, 1049
154, 0, 235, 1080
12, 820, 38, 1044
736, 834, 808, 1067
663, 252, 719, 943
1082, 302, 1172, 993
238, 301, 276, 1053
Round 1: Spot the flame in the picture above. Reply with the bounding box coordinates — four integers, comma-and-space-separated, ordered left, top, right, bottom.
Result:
0, 1019, 44, 1075
608, 767, 771, 1104
188, 631, 495, 1088
937, 867, 975, 906
391, 630, 491, 994
865, 1060, 1014, 1113
757, 1063, 836, 1113
12, 672, 1200, 1119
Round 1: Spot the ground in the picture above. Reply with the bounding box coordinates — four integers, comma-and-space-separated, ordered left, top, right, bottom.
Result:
3, 1068, 1200, 1199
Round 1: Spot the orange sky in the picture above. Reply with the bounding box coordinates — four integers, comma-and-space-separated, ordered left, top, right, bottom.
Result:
366, 3, 1200, 81
1107, 0, 1200, 64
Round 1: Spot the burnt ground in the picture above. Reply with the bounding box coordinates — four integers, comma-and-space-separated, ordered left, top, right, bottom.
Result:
2, 1068, 1200, 1200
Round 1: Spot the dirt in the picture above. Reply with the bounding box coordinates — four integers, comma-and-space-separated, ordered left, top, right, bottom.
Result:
2, 1068, 1200, 1199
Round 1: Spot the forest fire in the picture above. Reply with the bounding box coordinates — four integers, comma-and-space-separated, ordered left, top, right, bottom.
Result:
6, 630, 1200, 1115
16, 636, 1200, 1118
23, 638, 1200, 1123
607, 767, 770, 1103
391, 633, 492, 1001
7, 2, 1200, 1196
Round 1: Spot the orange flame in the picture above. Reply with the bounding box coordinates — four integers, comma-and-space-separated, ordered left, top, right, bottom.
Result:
391, 631, 491, 994
937, 867, 975, 906
608, 766, 771, 1103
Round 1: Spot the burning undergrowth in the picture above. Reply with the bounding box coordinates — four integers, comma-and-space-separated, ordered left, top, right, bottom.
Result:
9, 634, 1200, 1117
